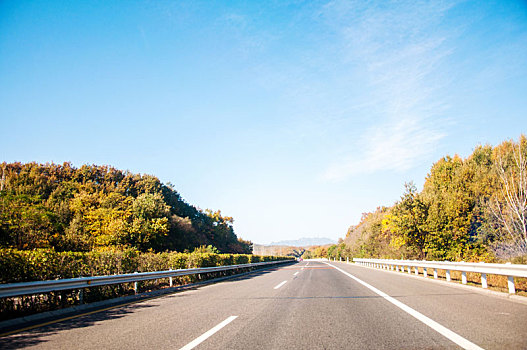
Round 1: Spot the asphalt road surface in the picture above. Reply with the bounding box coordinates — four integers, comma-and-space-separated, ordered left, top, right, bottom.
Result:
1, 260, 527, 349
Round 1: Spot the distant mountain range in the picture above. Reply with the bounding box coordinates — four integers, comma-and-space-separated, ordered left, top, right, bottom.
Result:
267, 237, 337, 247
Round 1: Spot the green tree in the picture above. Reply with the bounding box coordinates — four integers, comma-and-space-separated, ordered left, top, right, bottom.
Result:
421, 156, 475, 260
0, 162, 253, 254
383, 182, 429, 259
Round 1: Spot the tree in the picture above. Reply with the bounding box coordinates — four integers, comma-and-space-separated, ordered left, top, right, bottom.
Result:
489, 136, 527, 258
0, 162, 253, 253
421, 155, 475, 260
383, 182, 429, 259
345, 207, 397, 258
125, 193, 170, 251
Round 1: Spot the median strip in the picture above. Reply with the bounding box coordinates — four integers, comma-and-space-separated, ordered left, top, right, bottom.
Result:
274, 280, 288, 289
325, 262, 484, 350
179, 315, 238, 350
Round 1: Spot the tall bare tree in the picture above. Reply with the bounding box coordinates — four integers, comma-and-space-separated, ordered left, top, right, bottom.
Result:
490, 137, 527, 258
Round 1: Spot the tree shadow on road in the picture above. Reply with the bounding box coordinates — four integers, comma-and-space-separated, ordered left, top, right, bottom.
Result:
0, 301, 157, 349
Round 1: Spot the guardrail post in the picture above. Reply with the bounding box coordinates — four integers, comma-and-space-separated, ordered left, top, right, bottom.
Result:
481, 273, 487, 288
507, 276, 515, 294
340, 259, 524, 295
134, 272, 139, 294
79, 289, 84, 304
169, 268, 173, 287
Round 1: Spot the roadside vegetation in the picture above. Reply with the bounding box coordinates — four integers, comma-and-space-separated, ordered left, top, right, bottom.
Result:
0, 162, 293, 319
0, 247, 288, 320
310, 135, 527, 264
0, 162, 252, 254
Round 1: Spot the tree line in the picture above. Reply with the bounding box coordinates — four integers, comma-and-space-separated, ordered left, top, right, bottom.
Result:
0, 162, 252, 254
318, 135, 527, 262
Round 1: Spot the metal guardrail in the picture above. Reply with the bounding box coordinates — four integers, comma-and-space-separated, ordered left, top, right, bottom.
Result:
353, 258, 527, 294
0, 259, 294, 298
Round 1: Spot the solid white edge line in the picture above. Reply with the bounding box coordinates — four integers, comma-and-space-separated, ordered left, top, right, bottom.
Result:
179, 316, 238, 350
324, 262, 484, 350
274, 280, 288, 289
293, 271, 299, 276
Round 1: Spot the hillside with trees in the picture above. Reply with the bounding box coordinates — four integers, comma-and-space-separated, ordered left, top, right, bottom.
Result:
326, 136, 527, 263
0, 162, 252, 254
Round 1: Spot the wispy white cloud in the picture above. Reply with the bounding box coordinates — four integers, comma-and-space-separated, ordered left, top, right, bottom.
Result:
324, 116, 446, 180
319, 0, 459, 180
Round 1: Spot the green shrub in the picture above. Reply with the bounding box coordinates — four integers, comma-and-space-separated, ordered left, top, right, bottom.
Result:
0, 248, 290, 320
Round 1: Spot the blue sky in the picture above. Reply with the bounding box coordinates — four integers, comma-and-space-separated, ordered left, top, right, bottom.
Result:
1, 0, 526, 244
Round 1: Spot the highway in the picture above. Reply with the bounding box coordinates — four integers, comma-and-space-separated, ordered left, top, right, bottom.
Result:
1, 260, 526, 349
